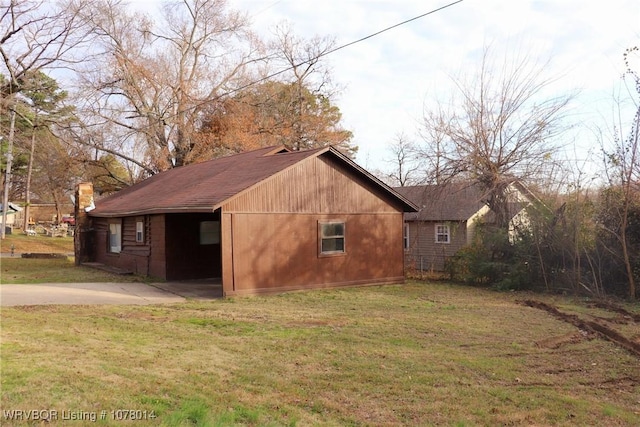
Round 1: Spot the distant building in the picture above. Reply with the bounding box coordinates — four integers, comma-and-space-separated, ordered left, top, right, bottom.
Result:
0, 202, 23, 227
394, 181, 539, 271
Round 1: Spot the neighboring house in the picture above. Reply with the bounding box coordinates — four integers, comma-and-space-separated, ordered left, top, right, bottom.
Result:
75, 145, 417, 296
0, 202, 23, 227
394, 181, 539, 272
12, 201, 75, 225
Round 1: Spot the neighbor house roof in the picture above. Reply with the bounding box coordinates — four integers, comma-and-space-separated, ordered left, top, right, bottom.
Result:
89, 145, 417, 217
395, 180, 542, 223
394, 182, 488, 222
0, 202, 23, 213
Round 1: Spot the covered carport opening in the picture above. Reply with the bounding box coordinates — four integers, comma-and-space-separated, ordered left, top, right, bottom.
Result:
164, 210, 221, 281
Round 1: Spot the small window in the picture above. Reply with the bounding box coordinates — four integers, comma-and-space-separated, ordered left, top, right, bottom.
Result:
319, 221, 345, 255
108, 221, 122, 253
200, 221, 220, 245
403, 223, 410, 250
435, 224, 450, 244
136, 220, 144, 243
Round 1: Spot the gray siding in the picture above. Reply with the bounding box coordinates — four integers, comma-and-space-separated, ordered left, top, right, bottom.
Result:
404, 220, 467, 271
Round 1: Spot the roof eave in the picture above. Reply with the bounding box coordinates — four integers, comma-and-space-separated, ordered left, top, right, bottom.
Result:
88, 206, 217, 218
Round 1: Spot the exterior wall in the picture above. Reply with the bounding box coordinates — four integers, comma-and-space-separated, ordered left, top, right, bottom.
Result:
91, 213, 221, 280
404, 220, 467, 271
224, 156, 398, 213
2, 212, 17, 226
92, 216, 153, 275
221, 156, 406, 296
467, 205, 490, 245
222, 212, 404, 295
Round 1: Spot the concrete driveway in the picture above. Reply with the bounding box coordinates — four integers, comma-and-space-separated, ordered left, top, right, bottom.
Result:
0, 280, 222, 306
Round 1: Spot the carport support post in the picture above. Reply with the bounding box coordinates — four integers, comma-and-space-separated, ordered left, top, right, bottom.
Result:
74, 183, 95, 265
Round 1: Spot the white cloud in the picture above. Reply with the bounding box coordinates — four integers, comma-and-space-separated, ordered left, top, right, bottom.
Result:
235, 0, 639, 175
127, 0, 638, 176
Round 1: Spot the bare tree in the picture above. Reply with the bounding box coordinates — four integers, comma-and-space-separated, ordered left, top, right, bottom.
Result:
194, 22, 354, 158
420, 46, 573, 228
72, 0, 265, 176
383, 132, 423, 187
265, 22, 354, 154
1, 0, 94, 238
598, 47, 640, 300
419, 100, 455, 185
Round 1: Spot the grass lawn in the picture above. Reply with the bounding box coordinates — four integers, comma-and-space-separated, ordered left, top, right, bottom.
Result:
0, 233, 143, 284
2, 282, 639, 426
1, 232, 74, 255
0, 258, 143, 284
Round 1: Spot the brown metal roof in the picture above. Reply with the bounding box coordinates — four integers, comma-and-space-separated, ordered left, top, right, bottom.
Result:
394, 182, 489, 221
89, 145, 417, 217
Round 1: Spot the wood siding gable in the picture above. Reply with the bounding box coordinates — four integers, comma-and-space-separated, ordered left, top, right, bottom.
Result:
221, 155, 400, 214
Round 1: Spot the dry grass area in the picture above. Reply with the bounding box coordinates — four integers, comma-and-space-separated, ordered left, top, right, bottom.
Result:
0, 257, 143, 284
1, 282, 639, 426
0, 235, 143, 284
1, 232, 74, 255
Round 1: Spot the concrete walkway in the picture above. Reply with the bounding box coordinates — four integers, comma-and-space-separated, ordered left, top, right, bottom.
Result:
0, 280, 222, 306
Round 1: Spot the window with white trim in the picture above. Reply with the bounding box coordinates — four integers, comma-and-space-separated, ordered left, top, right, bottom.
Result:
403, 223, 410, 250
435, 224, 450, 244
136, 220, 144, 243
319, 221, 345, 255
108, 221, 122, 253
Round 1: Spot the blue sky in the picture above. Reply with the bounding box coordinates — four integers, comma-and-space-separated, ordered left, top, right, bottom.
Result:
233, 0, 639, 179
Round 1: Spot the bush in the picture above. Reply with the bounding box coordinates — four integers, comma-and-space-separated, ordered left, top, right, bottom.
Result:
446, 227, 535, 291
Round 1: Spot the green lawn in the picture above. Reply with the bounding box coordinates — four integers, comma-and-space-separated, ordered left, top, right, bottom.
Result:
2, 282, 639, 426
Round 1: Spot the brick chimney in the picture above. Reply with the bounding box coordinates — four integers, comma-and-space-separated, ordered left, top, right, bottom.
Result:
74, 183, 95, 265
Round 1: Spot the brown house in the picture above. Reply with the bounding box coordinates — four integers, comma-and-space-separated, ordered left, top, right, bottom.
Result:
76, 146, 417, 296
394, 181, 537, 271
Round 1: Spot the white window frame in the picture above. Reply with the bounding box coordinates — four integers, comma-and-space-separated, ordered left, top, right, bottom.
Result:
319, 220, 346, 256
135, 220, 144, 243
108, 221, 122, 253
435, 224, 450, 244
403, 223, 410, 250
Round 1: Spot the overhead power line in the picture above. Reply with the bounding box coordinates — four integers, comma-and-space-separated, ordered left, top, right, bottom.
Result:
97, 1, 466, 142
325, 0, 465, 58
230, 0, 465, 97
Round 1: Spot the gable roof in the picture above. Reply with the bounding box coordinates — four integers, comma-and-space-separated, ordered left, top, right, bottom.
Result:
89, 145, 417, 217
394, 182, 488, 221
395, 181, 540, 222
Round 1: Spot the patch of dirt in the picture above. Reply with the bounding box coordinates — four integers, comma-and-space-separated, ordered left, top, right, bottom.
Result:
522, 299, 640, 358
21, 253, 68, 259
586, 300, 640, 323
535, 330, 594, 349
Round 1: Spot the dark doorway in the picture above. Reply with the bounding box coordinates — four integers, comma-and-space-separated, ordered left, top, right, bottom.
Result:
165, 211, 221, 280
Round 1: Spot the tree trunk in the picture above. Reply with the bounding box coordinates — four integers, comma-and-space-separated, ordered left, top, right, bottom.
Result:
23, 131, 37, 231
1, 109, 16, 239
621, 112, 639, 301
620, 225, 636, 300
